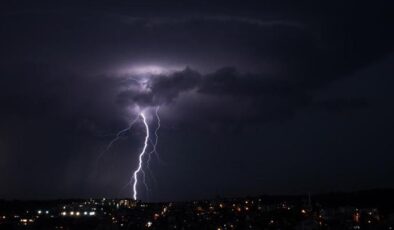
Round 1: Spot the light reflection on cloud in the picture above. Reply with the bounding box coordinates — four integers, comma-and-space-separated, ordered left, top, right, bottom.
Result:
121, 64, 185, 76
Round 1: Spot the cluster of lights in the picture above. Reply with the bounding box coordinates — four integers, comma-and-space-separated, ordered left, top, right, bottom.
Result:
3, 198, 389, 229
61, 211, 95, 217
37, 210, 50, 215
20, 218, 34, 225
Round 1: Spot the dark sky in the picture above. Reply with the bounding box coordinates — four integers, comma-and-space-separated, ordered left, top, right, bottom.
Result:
1, 0, 393, 201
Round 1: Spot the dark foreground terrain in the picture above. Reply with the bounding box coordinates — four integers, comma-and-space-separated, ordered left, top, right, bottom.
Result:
1, 189, 394, 230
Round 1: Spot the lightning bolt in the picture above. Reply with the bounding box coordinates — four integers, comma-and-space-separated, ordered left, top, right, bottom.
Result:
101, 107, 162, 200
132, 112, 150, 200
147, 106, 162, 167
97, 116, 140, 161
153, 106, 161, 154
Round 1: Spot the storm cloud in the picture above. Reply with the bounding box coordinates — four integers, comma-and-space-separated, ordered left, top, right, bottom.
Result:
0, 0, 393, 201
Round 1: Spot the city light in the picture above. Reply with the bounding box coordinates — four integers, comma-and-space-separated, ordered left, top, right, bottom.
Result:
0, 197, 386, 229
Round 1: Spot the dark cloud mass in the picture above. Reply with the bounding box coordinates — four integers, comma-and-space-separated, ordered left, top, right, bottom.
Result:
117, 68, 202, 107
0, 0, 393, 201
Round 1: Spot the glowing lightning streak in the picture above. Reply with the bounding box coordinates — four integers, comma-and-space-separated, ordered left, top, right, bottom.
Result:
147, 106, 162, 167
132, 113, 149, 200
97, 116, 140, 161
140, 107, 161, 194
153, 107, 161, 161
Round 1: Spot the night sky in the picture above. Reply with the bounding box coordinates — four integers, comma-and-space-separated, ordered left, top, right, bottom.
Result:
1, 0, 394, 201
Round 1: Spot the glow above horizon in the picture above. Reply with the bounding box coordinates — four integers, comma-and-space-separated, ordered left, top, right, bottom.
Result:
123, 64, 184, 76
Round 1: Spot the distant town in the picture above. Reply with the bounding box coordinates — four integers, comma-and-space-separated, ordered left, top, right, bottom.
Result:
1, 189, 394, 229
